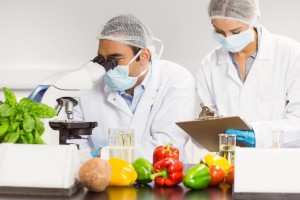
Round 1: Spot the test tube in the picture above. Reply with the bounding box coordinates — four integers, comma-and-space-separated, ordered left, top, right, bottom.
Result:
109, 129, 120, 158
219, 134, 236, 165
108, 128, 135, 163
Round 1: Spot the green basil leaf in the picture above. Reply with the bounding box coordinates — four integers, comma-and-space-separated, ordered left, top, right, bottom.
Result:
17, 98, 33, 113
35, 117, 45, 135
0, 104, 15, 117
23, 113, 35, 132
34, 131, 45, 144
0, 123, 9, 139
20, 135, 29, 144
0, 117, 9, 125
24, 132, 34, 144
10, 121, 20, 132
15, 113, 23, 122
2, 132, 12, 142
3, 87, 17, 107
6, 132, 20, 143
30, 102, 57, 118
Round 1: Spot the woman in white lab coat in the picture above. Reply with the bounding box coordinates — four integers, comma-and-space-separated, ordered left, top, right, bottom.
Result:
197, 0, 300, 147
76, 15, 197, 163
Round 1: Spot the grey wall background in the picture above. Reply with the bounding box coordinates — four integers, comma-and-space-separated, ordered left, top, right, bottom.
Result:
1, 0, 300, 98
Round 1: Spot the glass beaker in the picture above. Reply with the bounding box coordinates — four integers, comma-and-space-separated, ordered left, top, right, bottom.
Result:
108, 129, 135, 163
219, 134, 236, 165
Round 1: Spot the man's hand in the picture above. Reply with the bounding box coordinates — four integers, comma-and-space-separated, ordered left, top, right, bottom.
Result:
225, 129, 255, 147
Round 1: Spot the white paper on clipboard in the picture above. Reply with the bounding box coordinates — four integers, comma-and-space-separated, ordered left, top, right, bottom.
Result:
176, 116, 251, 152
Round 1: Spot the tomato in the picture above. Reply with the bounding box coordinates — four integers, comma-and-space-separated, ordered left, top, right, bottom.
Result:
209, 165, 225, 186
226, 165, 234, 186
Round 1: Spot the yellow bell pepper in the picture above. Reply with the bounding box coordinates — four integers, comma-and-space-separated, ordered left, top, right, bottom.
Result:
108, 157, 137, 186
202, 154, 231, 172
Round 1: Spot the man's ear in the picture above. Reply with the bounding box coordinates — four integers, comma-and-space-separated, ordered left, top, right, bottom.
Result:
139, 48, 151, 66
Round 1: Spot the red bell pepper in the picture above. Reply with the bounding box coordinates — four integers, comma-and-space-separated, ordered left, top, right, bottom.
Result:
150, 158, 184, 186
153, 142, 179, 164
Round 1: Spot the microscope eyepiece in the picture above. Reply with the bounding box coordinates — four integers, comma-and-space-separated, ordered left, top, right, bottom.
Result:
92, 55, 118, 72
102, 56, 118, 71
92, 55, 105, 65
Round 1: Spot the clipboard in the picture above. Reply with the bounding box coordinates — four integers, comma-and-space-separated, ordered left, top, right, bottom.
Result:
176, 116, 251, 152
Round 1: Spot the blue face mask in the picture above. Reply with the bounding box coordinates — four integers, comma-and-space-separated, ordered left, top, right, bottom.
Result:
212, 28, 254, 53
104, 50, 149, 91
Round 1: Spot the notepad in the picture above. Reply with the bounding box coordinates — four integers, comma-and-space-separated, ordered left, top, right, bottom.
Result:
176, 116, 251, 152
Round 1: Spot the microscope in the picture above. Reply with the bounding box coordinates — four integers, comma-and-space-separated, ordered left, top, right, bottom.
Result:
29, 56, 118, 146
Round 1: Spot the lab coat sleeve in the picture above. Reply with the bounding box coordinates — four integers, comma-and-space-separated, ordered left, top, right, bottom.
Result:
136, 67, 207, 163
251, 43, 300, 148
196, 58, 219, 115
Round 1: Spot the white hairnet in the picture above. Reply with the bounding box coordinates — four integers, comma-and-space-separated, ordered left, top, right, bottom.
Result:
208, 0, 261, 25
98, 15, 154, 49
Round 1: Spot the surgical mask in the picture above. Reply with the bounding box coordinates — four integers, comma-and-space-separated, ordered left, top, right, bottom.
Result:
212, 28, 254, 53
104, 50, 149, 91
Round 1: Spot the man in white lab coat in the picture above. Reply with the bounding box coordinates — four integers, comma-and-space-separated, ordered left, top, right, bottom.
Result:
197, 0, 300, 147
76, 15, 198, 163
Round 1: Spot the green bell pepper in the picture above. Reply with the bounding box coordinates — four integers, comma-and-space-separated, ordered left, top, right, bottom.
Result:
132, 158, 154, 184
183, 164, 211, 190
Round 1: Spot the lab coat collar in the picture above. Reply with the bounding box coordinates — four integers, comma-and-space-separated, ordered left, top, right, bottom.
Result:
133, 59, 160, 116
217, 25, 271, 65
217, 48, 231, 65
107, 90, 133, 117
255, 25, 271, 61
103, 75, 132, 116
104, 84, 110, 93
217, 49, 240, 86
140, 61, 152, 90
